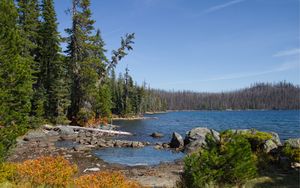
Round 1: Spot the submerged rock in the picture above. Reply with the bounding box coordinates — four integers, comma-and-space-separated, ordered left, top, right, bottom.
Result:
170, 132, 184, 149
150, 132, 164, 138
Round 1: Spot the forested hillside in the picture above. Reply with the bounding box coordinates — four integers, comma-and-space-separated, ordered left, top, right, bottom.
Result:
153, 82, 300, 110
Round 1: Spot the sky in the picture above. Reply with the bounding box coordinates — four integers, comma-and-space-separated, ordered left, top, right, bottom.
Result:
54, 0, 300, 92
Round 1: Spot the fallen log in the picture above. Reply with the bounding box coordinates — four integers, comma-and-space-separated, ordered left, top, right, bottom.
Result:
56, 125, 132, 136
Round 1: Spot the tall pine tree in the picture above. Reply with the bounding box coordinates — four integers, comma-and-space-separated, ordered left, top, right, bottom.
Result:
39, 0, 70, 123
0, 0, 34, 126
66, 0, 106, 125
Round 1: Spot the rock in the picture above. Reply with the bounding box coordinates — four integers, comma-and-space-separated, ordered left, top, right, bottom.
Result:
58, 126, 75, 135
285, 138, 300, 149
114, 140, 123, 147
83, 167, 100, 173
291, 162, 300, 168
23, 131, 47, 141
263, 139, 278, 153
85, 131, 92, 137
162, 143, 170, 148
131, 141, 144, 148
73, 145, 91, 152
184, 127, 220, 153
43, 124, 55, 131
270, 132, 282, 146
170, 132, 184, 148
154, 145, 163, 150
150, 132, 164, 138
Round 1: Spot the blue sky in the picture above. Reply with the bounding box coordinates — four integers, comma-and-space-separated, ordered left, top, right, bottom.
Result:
54, 0, 300, 92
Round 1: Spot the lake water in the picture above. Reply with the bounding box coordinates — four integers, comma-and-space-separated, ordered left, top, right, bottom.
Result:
94, 146, 184, 166
94, 110, 300, 166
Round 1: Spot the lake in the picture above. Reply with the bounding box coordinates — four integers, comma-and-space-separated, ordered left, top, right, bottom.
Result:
94, 110, 300, 166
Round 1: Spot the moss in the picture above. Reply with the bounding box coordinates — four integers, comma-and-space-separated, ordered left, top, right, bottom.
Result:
283, 144, 300, 163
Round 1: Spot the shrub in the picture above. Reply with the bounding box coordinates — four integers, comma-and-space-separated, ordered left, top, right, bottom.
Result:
74, 171, 142, 188
0, 163, 17, 183
181, 133, 257, 188
283, 144, 300, 163
0, 124, 28, 162
17, 156, 78, 187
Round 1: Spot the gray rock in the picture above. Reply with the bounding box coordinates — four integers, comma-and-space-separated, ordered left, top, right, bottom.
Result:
154, 145, 163, 150
170, 132, 184, 148
58, 126, 75, 135
162, 143, 170, 148
114, 140, 123, 147
43, 124, 55, 131
270, 132, 282, 146
150, 132, 164, 138
23, 131, 47, 141
131, 141, 144, 148
184, 127, 220, 153
73, 145, 91, 152
285, 138, 300, 149
263, 140, 278, 153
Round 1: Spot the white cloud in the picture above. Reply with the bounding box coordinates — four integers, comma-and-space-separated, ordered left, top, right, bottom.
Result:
158, 61, 299, 86
203, 0, 246, 14
273, 48, 300, 57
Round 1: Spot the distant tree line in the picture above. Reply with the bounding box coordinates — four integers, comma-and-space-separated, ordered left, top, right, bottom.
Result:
152, 82, 300, 110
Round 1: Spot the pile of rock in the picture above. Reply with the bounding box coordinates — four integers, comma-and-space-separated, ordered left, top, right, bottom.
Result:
166, 127, 289, 155
75, 130, 148, 148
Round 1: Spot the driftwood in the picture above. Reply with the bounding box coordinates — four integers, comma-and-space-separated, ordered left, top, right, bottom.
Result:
56, 125, 132, 136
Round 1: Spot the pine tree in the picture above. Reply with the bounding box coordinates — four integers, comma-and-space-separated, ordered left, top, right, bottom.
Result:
0, 0, 33, 125
17, 0, 40, 58
66, 0, 105, 124
39, 0, 70, 123
16, 0, 44, 125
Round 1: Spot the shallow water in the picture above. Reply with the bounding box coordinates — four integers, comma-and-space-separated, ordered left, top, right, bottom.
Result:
93, 146, 184, 166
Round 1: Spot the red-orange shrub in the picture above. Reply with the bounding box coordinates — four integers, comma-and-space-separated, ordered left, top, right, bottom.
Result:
74, 171, 142, 188
17, 156, 77, 187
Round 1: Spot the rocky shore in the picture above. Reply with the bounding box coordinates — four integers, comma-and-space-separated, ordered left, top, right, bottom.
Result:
7, 125, 300, 187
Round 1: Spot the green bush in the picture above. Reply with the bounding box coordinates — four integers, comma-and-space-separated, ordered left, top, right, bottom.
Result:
0, 124, 28, 162
181, 133, 257, 188
282, 144, 300, 163
0, 163, 17, 183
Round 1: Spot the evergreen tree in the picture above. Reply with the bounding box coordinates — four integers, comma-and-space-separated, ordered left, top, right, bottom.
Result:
66, 0, 106, 124
16, 0, 40, 58
0, 0, 33, 125
39, 0, 69, 123
16, 0, 44, 125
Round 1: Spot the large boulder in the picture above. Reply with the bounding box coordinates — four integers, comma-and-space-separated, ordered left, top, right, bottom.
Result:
184, 127, 220, 153
285, 138, 300, 149
263, 139, 278, 153
270, 132, 282, 146
170, 132, 184, 148
150, 132, 164, 138
231, 129, 282, 153
58, 126, 75, 135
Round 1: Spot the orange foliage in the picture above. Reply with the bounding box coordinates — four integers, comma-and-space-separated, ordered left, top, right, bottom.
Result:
74, 171, 143, 188
17, 156, 77, 187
